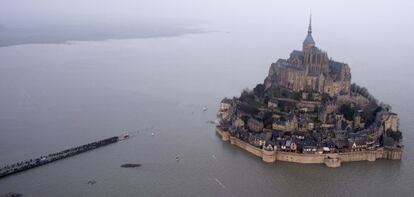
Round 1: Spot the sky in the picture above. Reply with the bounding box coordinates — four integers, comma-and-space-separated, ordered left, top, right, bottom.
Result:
1, 0, 413, 81
1, 0, 413, 28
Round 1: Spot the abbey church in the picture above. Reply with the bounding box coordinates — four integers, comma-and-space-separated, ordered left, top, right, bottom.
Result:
216, 16, 403, 166
265, 16, 351, 97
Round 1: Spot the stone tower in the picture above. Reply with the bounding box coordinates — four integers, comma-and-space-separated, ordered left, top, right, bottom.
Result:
266, 15, 351, 96
302, 15, 329, 76
302, 14, 315, 53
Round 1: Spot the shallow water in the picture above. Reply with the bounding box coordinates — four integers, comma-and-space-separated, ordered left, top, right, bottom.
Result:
0, 29, 413, 196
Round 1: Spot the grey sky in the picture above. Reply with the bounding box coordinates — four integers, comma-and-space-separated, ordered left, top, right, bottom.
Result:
1, 0, 413, 28
1, 0, 413, 59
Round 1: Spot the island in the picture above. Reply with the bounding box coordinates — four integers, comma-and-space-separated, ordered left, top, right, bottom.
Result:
216, 16, 403, 167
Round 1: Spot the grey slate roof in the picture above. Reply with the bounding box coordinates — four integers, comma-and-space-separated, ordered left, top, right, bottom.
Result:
303, 33, 315, 46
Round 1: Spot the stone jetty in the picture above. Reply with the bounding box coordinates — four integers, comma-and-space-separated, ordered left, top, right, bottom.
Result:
0, 136, 119, 179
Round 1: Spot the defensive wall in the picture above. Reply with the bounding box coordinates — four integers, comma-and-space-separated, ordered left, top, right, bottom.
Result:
216, 127, 402, 168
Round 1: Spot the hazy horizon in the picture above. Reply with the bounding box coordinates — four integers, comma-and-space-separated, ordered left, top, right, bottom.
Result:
1, 0, 413, 123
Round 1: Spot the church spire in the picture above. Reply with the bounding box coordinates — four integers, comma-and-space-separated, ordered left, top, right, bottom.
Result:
303, 13, 315, 52
308, 13, 312, 34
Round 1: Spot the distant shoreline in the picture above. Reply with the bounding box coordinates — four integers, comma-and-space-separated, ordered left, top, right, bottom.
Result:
0, 23, 207, 48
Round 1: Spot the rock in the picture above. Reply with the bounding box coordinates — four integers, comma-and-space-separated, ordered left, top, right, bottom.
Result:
121, 163, 141, 168
0, 192, 23, 197
87, 179, 96, 185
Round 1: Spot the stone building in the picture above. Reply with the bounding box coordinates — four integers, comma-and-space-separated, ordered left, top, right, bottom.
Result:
233, 118, 245, 128
265, 15, 351, 97
217, 98, 237, 126
373, 111, 400, 137
383, 112, 399, 132
318, 101, 337, 123
272, 114, 298, 132
247, 118, 264, 132
219, 98, 232, 111
268, 98, 278, 108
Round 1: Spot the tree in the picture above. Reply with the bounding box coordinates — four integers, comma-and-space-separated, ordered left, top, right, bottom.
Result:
350, 83, 378, 105
240, 88, 254, 102
339, 104, 355, 121
253, 84, 265, 98
363, 105, 382, 126
388, 130, 402, 141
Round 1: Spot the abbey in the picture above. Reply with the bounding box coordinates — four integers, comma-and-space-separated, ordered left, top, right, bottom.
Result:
216, 16, 403, 167
265, 16, 351, 97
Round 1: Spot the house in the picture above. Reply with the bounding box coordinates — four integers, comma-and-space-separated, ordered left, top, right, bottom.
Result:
272, 115, 298, 132
247, 118, 264, 132
383, 112, 399, 132
272, 114, 282, 120
217, 99, 235, 122
353, 110, 364, 129
320, 123, 335, 129
263, 129, 273, 141
264, 141, 276, 151
308, 122, 315, 130
302, 146, 317, 154
297, 115, 314, 132
334, 130, 348, 139
301, 92, 309, 100
293, 134, 305, 140
249, 133, 266, 147
296, 100, 320, 112
282, 140, 297, 151
272, 120, 286, 131
286, 114, 299, 131
220, 98, 232, 111
348, 138, 368, 151
318, 101, 337, 123
278, 99, 297, 112
333, 138, 349, 150
268, 98, 278, 108
232, 118, 245, 128
281, 140, 289, 150
312, 92, 322, 101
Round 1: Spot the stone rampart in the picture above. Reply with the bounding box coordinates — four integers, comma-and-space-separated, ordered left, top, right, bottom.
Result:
229, 136, 262, 157
215, 127, 402, 167
262, 150, 276, 163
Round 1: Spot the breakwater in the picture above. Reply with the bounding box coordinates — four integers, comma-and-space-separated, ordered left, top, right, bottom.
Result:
216, 127, 402, 167
0, 136, 119, 179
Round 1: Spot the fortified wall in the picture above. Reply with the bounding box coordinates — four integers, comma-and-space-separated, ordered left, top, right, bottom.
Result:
216, 127, 402, 168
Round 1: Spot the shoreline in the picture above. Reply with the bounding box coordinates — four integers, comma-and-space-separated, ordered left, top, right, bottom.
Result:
216, 127, 402, 168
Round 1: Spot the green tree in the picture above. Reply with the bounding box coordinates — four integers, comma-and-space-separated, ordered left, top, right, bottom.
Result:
339, 104, 355, 121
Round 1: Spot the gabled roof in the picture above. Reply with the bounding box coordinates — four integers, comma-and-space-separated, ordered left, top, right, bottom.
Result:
290, 50, 304, 59
275, 59, 306, 71
221, 98, 232, 104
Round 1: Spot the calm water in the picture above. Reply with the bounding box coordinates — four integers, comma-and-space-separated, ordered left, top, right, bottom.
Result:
0, 29, 413, 196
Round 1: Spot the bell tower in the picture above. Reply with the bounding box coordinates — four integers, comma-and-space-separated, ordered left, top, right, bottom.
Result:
303, 14, 315, 53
